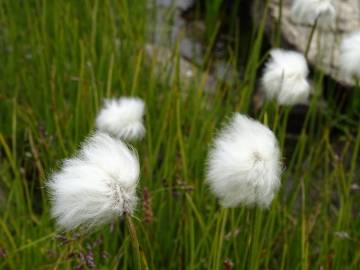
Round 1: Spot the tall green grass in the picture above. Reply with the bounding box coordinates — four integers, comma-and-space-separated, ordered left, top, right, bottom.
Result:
0, 0, 359, 269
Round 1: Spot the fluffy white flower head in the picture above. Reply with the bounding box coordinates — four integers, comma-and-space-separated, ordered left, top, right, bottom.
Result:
291, 0, 336, 28
96, 97, 145, 141
47, 132, 140, 231
206, 113, 282, 208
261, 49, 310, 106
340, 30, 360, 81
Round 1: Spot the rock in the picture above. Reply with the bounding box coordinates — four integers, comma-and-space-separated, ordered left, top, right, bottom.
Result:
146, 0, 239, 92
253, 0, 360, 86
154, 0, 194, 10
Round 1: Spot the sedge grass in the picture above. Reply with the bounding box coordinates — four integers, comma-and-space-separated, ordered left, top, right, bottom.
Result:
0, 0, 359, 269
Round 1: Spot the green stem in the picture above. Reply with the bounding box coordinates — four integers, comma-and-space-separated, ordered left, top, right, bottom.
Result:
305, 18, 318, 58
249, 208, 263, 270
300, 181, 308, 270
214, 208, 229, 270
280, 107, 290, 151
125, 213, 142, 270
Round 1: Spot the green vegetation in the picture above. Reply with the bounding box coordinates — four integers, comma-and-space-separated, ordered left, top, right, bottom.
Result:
0, 0, 359, 269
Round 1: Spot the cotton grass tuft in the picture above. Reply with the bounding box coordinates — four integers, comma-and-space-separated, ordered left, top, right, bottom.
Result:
291, 0, 336, 29
47, 132, 140, 231
206, 113, 282, 208
340, 30, 360, 81
96, 97, 145, 141
261, 49, 311, 106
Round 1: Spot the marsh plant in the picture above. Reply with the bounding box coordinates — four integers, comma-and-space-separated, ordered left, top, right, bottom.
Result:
261, 49, 311, 106
291, 0, 337, 58
0, 0, 359, 269
96, 97, 146, 141
206, 113, 282, 208
47, 132, 140, 229
47, 96, 147, 268
205, 113, 282, 269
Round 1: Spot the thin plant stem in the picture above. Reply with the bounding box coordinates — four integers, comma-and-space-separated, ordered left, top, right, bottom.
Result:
249, 208, 263, 270
280, 107, 291, 151
214, 207, 229, 269
300, 180, 308, 270
125, 213, 142, 270
305, 18, 318, 58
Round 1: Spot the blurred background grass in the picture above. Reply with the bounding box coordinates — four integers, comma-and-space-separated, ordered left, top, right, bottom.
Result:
0, 0, 359, 269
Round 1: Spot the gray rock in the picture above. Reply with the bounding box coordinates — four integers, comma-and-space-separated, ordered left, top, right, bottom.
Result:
155, 0, 194, 10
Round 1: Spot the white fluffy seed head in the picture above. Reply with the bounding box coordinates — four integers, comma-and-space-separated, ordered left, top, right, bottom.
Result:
261, 49, 311, 106
291, 0, 336, 29
47, 132, 140, 231
206, 113, 282, 208
96, 97, 145, 141
340, 30, 360, 81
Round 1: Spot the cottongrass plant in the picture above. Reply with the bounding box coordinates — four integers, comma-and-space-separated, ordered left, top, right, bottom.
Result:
340, 30, 360, 82
206, 113, 282, 269
47, 132, 143, 267
291, 0, 336, 29
291, 0, 336, 58
261, 49, 311, 106
47, 132, 139, 230
96, 97, 145, 141
206, 113, 282, 208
